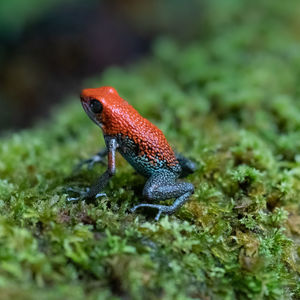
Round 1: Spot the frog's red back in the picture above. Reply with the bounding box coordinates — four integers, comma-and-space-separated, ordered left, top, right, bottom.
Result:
81, 87, 178, 167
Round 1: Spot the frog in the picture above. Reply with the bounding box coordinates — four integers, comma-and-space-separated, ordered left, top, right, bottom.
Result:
68, 86, 196, 220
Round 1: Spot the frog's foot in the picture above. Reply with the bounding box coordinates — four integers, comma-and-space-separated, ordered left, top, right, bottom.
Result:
66, 187, 106, 202
130, 203, 176, 221
74, 154, 106, 171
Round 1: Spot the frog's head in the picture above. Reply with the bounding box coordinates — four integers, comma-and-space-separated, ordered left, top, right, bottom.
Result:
80, 86, 120, 129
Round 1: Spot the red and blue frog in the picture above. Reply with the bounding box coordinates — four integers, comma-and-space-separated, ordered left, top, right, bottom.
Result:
68, 86, 196, 220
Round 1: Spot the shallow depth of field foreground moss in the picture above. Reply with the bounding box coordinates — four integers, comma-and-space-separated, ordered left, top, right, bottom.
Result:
1, 1, 300, 299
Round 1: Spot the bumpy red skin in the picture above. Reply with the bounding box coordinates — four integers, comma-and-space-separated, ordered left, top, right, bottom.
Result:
81, 86, 178, 171
77, 86, 195, 220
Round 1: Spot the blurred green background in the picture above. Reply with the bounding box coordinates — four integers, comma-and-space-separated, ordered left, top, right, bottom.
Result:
0, 0, 300, 299
0, 0, 203, 131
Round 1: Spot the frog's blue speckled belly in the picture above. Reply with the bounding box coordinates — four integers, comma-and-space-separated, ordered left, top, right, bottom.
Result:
117, 135, 180, 178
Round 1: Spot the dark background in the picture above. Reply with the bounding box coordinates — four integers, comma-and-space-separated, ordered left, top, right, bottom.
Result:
0, 0, 203, 132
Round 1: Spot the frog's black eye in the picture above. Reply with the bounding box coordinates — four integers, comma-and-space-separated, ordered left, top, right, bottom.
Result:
90, 99, 103, 114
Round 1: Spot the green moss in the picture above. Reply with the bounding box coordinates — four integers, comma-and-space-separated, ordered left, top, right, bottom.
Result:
1, 0, 300, 299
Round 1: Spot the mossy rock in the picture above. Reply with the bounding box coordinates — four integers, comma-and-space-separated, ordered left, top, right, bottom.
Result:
1, 0, 300, 299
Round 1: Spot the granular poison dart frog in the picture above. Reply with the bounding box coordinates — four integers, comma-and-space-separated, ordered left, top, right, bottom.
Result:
68, 86, 196, 220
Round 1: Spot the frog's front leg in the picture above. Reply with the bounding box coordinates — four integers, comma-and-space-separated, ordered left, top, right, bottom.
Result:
68, 138, 118, 201
75, 148, 108, 171
131, 170, 194, 220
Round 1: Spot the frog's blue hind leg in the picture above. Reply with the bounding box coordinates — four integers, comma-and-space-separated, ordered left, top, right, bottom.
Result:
175, 152, 197, 178
131, 169, 194, 220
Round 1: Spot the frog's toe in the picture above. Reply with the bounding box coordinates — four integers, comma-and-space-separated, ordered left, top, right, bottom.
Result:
65, 187, 84, 193
75, 155, 106, 171
95, 192, 107, 198
66, 187, 90, 202
130, 203, 171, 221
67, 196, 81, 202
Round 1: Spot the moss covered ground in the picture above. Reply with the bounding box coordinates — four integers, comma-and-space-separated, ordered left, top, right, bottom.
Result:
1, 0, 300, 299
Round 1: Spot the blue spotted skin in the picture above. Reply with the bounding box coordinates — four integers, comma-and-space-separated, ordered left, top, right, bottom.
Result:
70, 134, 196, 220
111, 134, 195, 220
116, 134, 182, 178
138, 169, 194, 220
69, 87, 196, 220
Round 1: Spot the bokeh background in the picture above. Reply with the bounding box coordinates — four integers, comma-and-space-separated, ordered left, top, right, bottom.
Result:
1, 1, 300, 299
0, 0, 203, 132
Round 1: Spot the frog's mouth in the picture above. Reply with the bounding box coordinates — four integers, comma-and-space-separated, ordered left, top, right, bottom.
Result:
81, 100, 103, 128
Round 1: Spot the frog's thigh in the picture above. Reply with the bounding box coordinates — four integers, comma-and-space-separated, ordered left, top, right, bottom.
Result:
143, 169, 194, 200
